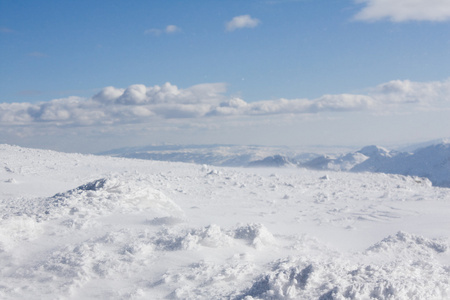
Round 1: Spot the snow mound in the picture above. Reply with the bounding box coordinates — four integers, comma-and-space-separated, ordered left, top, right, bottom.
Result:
234, 223, 275, 249
366, 231, 448, 256
0, 175, 183, 250
153, 223, 275, 251
154, 224, 234, 251
239, 232, 450, 299
6, 228, 156, 298
160, 259, 255, 300
44, 175, 184, 219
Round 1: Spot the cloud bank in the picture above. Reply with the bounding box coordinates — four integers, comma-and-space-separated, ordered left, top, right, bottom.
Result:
354, 0, 450, 22
1, 79, 449, 128
226, 15, 261, 31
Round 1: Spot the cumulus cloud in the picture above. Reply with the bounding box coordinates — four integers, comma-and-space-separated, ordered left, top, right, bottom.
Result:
370, 79, 450, 105
225, 15, 261, 31
354, 0, 450, 22
312, 94, 375, 112
1, 79, 449, 128
212, 94, 375, 116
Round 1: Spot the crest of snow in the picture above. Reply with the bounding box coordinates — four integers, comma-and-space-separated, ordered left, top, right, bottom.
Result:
234, 223, 275, 249
47, 175, 184, 217
154, 224, 234, 251
366, 231, 448, 256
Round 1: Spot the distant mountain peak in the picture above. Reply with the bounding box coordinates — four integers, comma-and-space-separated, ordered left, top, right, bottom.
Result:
357, 145, 391, 157
247, 155, 293, 168
300, 141, 450, 188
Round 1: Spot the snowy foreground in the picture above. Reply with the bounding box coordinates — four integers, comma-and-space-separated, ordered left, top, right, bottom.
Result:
1, 144, 450, 299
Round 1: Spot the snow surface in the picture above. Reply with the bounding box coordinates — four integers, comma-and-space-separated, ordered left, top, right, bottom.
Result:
1, 144, 450, 299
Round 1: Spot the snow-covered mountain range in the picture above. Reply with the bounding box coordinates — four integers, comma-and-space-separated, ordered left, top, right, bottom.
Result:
100, 141, 450, 188
98, 144, 324, 167
1, 144, 450, 299
302, 143, 450, 188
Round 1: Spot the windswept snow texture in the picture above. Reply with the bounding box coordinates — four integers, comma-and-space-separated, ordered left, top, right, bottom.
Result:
1, 144, 450, 299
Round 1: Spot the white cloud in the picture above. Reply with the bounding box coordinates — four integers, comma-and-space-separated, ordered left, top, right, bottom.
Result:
2, 79, 450, 152
0, 102, 35, 124
354, 0, 450, 22
225, 15, 261, 31
1, 79, 449, 129
92, 86, 125, 103
370, 79, 450, 105
165, 25, 181, 33
312, 94, 375, 112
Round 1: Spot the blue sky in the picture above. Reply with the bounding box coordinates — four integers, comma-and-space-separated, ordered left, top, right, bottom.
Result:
1, 0, 450, 153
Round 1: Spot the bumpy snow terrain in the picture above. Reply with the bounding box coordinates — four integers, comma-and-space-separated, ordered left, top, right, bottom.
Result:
1, 144, 450, 299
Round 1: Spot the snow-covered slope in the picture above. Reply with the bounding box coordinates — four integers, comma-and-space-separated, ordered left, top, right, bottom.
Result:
301, 143, 450, 188
396, 137, 450, 153
352, 143, 450, 187
301, 152, 369, 171
1, 144, 450, 299
247, 155, 294, 168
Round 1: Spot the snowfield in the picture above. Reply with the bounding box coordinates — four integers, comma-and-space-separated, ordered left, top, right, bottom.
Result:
1, 144, 450, 299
